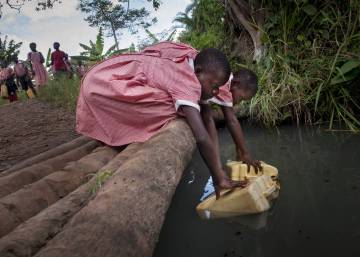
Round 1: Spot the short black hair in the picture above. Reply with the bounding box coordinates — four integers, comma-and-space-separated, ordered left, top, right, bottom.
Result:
194, 48, 231, 84
232, 68, 258, 94
29, 42, 36, 48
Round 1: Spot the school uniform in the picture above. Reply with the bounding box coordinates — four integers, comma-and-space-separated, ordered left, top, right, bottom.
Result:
76, 42, 202, 146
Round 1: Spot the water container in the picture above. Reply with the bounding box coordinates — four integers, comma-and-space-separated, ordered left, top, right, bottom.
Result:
196, 175, 280, 219
26, 88, 36, 99
226, 161, 278, 181
1, 84, 8, 98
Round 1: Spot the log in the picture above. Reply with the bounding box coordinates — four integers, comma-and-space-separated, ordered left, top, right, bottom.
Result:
0, 141, 100, 198
0, 146, 118, 238
35, 119, 196, 257
0, 143, 142, 257
0, 136, 93, 176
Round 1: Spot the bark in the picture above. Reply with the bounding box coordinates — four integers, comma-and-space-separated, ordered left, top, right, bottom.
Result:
0, 141, 100, 198
0, 143, 142, 257
223, 0, 266, 62
0, 146, 118, 238
35, 119, 196, 257
1, 136, 94, 176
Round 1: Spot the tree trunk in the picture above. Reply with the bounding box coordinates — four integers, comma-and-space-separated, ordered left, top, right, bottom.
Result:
110, 22, 120, 51
0, 146, 118, 238
0, 141, 100, 198
0, 136, 93, 176
0, 143, 142, 257
34, 119, 196, 257
222, 0, 266, 63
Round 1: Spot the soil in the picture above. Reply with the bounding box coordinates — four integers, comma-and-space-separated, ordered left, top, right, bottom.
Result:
0, 99, 79, 172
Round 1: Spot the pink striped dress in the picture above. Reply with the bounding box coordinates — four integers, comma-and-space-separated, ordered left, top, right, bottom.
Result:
76, 42, 201, 146
28, 51, 48, 86
208, 74, 233, 107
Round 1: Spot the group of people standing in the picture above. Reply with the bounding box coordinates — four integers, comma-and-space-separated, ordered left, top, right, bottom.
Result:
0, 42, 86, 103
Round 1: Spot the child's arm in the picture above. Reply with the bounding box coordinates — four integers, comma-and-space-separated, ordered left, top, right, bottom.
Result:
200, 103, 219, 153
221, 106, 262, 172
39, 53, 45, 64
182, 105, 247, 199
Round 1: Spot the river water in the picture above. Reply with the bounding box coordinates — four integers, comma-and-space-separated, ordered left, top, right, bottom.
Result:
153, 124, 360, 257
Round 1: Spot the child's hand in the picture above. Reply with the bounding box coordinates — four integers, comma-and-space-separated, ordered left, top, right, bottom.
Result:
214, 175, 248, 200
237, 151, 262, 173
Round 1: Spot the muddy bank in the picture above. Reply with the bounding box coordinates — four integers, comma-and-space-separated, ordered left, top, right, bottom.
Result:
0, 100, 78, 172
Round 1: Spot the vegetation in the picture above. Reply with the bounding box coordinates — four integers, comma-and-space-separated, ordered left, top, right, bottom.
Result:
178, 0, 360, 131
0, 35, 22, 67
88, 170, 115, 194
137, 28, 177, 50
77, 0, 158, 50
37, 76, 81, 112
71, 28, 134, 65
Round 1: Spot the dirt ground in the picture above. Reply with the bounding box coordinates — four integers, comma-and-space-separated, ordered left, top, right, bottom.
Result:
0, 99, 79, 172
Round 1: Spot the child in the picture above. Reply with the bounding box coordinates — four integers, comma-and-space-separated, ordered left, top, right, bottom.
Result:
28, 42, 48, 88
1, 66, 18, 102
76, 41, 246, 198
200, 68, 262, 172
13, 56, 37, 97
76, 60, 87, 78
143, 44, 261, 171
49, 42, 68, 78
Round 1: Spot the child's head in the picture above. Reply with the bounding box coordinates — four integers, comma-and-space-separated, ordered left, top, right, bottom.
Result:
230, 68, 258, 104
13, 56, 19, 64
194, 48, 231, 100
29, 42, 37, 51
77, 60, 83, 66
53, 42, 60, 50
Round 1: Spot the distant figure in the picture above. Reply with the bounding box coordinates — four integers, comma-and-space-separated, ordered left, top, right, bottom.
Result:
13, 56, 37, 98
49, 42, 68, 78
76, 60, 87, 78
64, 54, 74, 78
28, 42, 48, 88
1, 66, 18, 102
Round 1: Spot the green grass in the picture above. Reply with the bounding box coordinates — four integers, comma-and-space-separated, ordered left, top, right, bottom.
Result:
37, 76, 81, 112
88, 170, 115, 194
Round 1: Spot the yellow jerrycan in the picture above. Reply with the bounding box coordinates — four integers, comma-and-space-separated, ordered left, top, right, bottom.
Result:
1, 84, 8, 98
196, 175, 279, 219
226, 161, 278, 181
26, 88, 36, 99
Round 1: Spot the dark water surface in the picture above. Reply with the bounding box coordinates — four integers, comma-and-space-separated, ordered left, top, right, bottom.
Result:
153, 124, 360, 257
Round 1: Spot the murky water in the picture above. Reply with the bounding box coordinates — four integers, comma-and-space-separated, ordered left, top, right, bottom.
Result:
153, 124, 360, 257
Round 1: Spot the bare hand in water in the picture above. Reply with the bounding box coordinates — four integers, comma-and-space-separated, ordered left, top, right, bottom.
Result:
214, 175, 248, 200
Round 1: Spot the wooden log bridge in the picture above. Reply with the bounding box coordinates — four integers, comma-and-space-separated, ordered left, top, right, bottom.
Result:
0, 119, 196, 257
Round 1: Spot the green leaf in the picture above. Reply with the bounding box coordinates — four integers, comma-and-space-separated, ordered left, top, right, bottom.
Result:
338, 60, 360, 75
302, 4, 317, 16
296, 34, 305, 41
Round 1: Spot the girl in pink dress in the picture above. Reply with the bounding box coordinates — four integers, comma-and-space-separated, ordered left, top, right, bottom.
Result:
28, 43, 48, 87
76, 41, 246, 197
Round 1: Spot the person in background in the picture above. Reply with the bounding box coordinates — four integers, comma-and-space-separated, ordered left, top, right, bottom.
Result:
49, 42, 68, 78
1, 65, 18, 103
28, 42, 48, 88
76, 60, 87, 79
200, 68, 261, 172
13, 56, 37, 97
